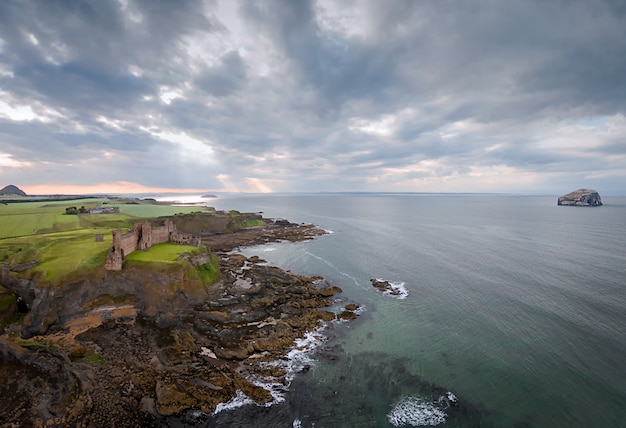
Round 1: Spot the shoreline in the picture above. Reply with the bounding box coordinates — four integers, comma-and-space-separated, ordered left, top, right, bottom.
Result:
0, 218, 360, 426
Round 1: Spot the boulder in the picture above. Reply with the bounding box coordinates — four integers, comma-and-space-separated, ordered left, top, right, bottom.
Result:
557, 189, 602, 206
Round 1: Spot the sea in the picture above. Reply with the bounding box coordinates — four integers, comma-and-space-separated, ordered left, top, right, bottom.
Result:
155, 193, 626, 427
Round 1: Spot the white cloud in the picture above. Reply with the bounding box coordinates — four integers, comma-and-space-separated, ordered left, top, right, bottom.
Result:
0, 101, 36, 121
0, 153, 32, 168
145, 128, 215, 162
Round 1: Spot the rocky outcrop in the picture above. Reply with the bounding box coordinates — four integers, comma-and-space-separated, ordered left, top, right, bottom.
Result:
557, 189, 603, 206
371, 278, 405, 296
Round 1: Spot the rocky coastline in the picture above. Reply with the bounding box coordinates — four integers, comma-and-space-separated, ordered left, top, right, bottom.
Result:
0, 218, 359, 426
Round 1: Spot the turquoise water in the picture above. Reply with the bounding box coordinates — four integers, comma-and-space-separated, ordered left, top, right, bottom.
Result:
205, 194, 626, 427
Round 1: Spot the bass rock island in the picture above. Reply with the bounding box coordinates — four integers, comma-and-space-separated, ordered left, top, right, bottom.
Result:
557, 189, 603, 206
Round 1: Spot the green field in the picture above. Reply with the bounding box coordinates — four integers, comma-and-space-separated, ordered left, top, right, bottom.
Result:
125, 243, 197, 263
0, 199, 101, 238
107, 202, 207, 218
0, 199, 209, 240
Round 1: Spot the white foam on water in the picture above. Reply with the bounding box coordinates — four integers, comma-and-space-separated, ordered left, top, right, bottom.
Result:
386, 281, 408, 299
387, 396, 447, 426
263, 247, 277, 252
250, 328, 328, 405
213, 390, 255, 415
276, 328, 327, 385
324, 229, 335, 234
212, 327, 328, 415
374, 278, 409, 299
333, 303, 367, 324
293, 418, 303, 427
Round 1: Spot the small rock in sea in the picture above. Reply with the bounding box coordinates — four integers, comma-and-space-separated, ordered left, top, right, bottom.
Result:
345, 303, 358, 311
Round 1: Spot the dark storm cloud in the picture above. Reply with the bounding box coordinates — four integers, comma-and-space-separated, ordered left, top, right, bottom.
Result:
0, 0, 625, 193
194, 51, 247, 97
239, 0, 399, 109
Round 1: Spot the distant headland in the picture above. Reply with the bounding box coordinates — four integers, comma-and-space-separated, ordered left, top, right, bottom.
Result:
0, 184, 27, 196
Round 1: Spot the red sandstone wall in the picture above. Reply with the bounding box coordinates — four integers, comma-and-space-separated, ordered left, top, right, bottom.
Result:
151, 226, 170, 244
118, 231, 138, 257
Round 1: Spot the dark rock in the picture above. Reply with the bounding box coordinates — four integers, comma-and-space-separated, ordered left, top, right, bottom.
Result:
557, 189, 603, 206
338, 311, 358, 321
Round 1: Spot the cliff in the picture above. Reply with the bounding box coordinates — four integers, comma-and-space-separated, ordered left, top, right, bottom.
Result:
557, 189, 603, 206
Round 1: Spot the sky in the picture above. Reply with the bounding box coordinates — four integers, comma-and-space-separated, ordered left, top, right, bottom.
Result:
1, 0, 625, 195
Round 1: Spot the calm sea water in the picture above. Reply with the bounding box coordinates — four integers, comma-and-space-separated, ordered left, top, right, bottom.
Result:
178, 194, 626, 427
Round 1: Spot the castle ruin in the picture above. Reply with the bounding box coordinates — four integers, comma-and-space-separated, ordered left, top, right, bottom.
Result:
104, 219, 199, 271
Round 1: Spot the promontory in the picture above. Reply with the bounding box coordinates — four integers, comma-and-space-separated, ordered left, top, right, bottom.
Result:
0, 198, 359, 426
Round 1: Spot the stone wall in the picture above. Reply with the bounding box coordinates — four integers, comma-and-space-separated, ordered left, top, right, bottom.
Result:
104, 229, 139, 271
117, 230, 140, 258
150, 219, 175, 246
105, 219, 194, 271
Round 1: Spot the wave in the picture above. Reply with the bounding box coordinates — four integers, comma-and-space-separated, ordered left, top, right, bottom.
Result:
387, 394, 453, 426
213, 327, 328, 415
213, 390, 255, 415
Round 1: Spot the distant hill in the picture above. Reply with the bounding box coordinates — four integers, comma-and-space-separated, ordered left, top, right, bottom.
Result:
0, 185, 27, 196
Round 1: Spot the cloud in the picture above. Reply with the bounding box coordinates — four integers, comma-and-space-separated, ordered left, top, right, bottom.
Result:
0, 0, 625, 195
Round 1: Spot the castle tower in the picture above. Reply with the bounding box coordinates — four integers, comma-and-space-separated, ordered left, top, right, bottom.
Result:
138, 221, 152, 249
104, 230, 124, 271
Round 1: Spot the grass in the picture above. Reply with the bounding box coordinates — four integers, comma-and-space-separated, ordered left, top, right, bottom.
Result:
107, 202, 208, 218
28, 230, 111, 286
197, 254, 221, 286
0, 293, 16, 312
0, 201, 84, 238
0, 198, 207, 240
125, 242, 197, 264
238, 219, 266, 228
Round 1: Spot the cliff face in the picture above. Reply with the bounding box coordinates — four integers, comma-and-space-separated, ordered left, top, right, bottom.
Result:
557, 189, 602, 206
20, 261, 210, 338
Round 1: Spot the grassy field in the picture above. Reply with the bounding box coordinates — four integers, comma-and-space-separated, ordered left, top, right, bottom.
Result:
125, 243, 197, 263
107, 201, 207, 218
2, 229, 112, 286
0, 199, 101, 238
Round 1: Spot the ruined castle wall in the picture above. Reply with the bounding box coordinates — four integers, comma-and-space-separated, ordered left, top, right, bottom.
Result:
170, 232, 194, 245
118, 231, 138, 257
137, 222, 152, 250
150, 225, 171, 245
